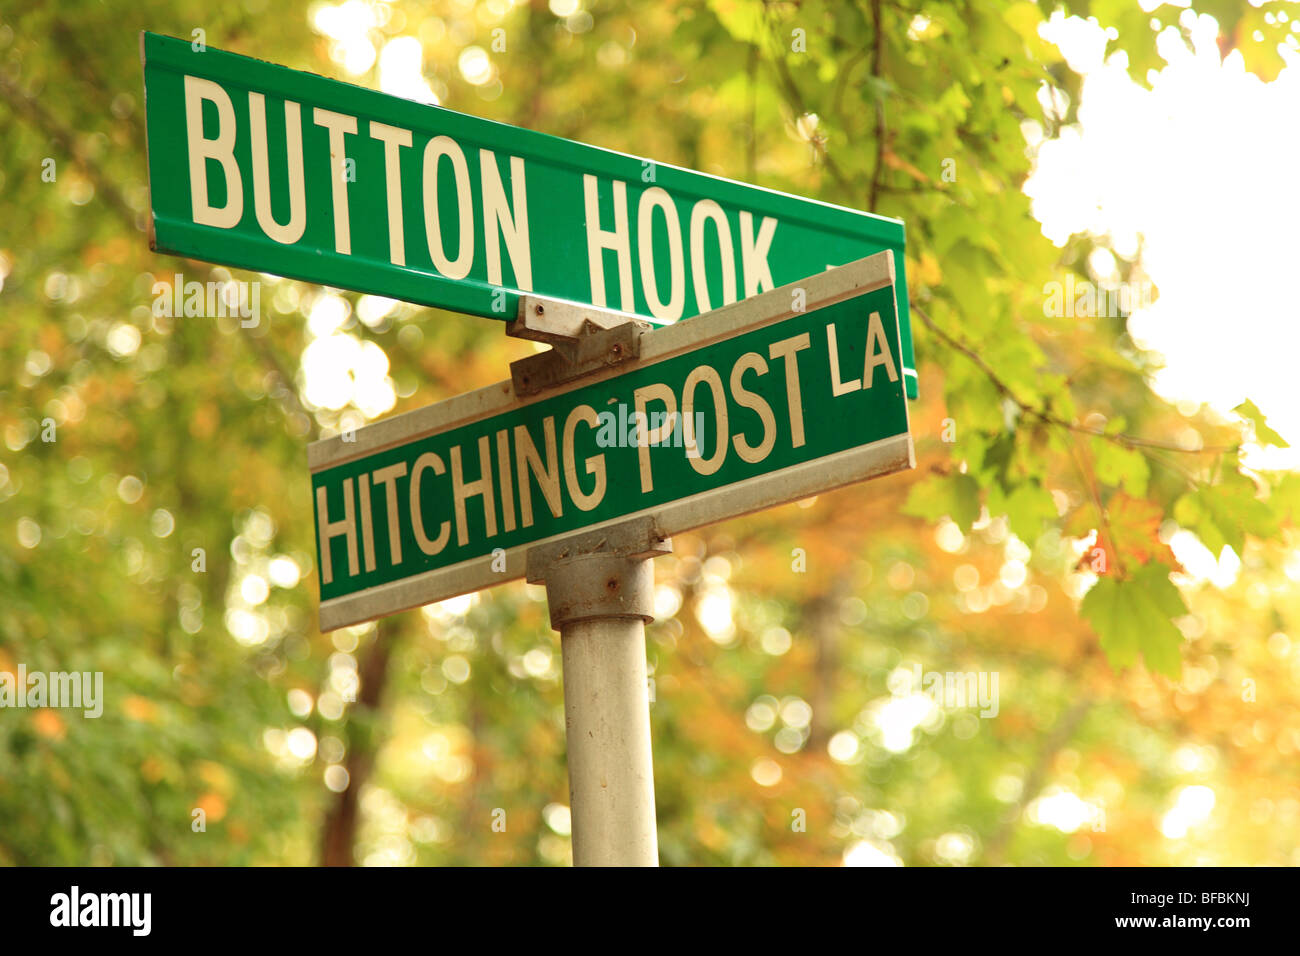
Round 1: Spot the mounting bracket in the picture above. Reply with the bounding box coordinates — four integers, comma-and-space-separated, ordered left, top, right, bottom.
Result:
506, 295, 651, 397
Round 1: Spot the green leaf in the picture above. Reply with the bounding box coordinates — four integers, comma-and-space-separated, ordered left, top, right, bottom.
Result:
1234, 399, 1289, 448
1270, 473, 1300, 527
988, 480, 1057, 542
1091, 438, 1149, 497
1080, 564, 1187, 679
902, 473, 981, 530
1175, 469, 1276, 557
967, 431, 1014, 484
1173, 492, 1224, 556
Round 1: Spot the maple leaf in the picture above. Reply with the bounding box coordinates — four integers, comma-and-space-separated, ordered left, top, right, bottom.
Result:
1104, 493, 1181, 571
1080, 564, 1187, 678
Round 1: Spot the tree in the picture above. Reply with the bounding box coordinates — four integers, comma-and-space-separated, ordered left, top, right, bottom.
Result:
0, 0, 1296, 866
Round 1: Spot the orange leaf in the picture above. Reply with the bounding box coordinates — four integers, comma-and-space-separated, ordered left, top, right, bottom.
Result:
1105, 493, 1181, 571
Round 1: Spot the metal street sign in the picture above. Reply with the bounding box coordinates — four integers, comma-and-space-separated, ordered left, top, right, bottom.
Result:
309, 251, 912, 631
139, 31, 918, 398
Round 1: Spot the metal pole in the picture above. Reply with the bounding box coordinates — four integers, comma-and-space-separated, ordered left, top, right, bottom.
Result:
509, 300, 665, 866
528, 520, 670, 867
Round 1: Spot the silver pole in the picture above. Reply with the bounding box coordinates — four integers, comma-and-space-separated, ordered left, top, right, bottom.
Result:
528, 521, 669, 866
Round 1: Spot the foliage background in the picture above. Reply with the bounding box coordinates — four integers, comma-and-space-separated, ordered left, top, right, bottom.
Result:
1, 0, 1298, 866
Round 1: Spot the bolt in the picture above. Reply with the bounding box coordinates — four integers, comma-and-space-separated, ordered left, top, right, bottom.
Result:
535, 304, 544, 315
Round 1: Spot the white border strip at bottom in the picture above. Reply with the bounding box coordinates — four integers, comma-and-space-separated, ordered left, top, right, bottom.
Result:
319, 431, 914, 631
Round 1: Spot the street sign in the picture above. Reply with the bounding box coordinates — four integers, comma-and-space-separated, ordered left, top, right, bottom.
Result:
140, 31, 918, 398
309, 250, 912, 631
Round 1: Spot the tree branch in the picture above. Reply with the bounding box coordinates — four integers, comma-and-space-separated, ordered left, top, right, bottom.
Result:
767, 52, 854, 196
982, 694, 1093, 864
1066, 433, 1123, 576
868, 0, 887, 212
760, 5, 856, 199
0, 70, 139, 226
910, 299, 1237, 455
320, 619, 398, 866
802, 576, 852, 753
0, 69, 313, 435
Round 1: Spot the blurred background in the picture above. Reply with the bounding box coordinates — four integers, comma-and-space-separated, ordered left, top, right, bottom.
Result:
1, 0, 1298, 866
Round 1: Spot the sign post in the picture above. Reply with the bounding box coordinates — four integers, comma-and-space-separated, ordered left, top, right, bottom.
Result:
304, 251, 911, 864
515, 306, 672, 867
528, 519, 668, 866
141, 32, 918, 865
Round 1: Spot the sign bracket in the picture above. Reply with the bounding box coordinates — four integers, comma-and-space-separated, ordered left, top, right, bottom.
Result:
507, 295, 650, 397
525, 516, 672, 602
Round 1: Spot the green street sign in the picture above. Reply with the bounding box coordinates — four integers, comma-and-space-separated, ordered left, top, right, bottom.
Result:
309, 252, 912, 630
140, 31, 918, 398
